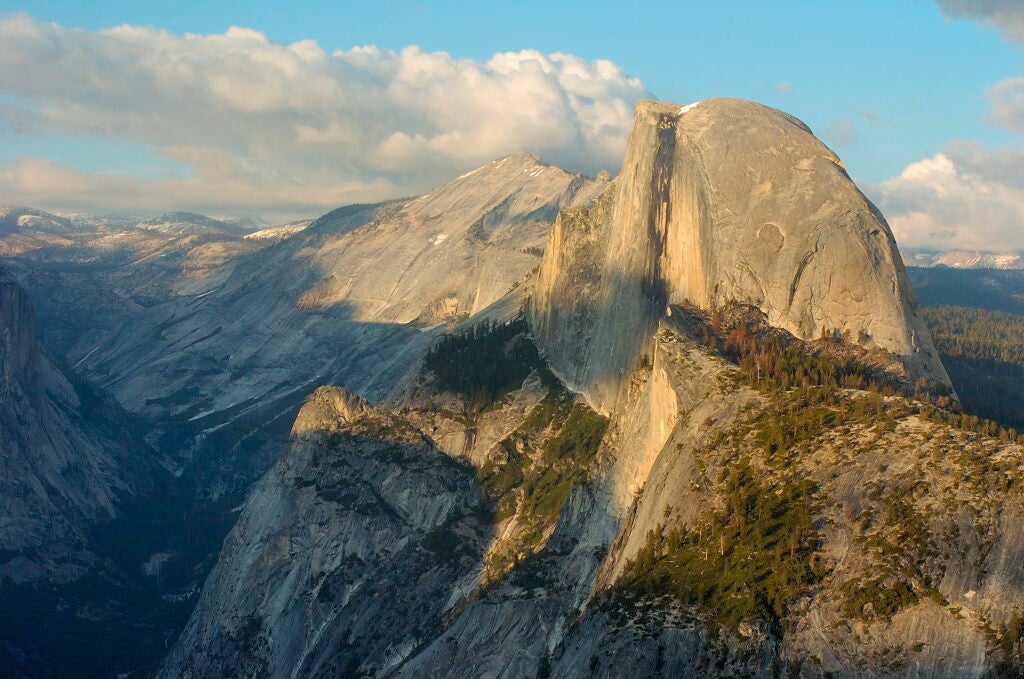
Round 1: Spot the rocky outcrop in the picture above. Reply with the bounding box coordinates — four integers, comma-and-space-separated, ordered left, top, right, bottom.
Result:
11, 99, 1015, 678
0, 269, 42, 402
0, 269, 151, 582
158, 386, 489, 678
531, 98, 948, 411
161, 100, 1022, 679
0, 155, 608, 677
163, 308, 1024, 678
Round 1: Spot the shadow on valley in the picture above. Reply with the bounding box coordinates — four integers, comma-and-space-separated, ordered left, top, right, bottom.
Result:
0, 294, 448, 678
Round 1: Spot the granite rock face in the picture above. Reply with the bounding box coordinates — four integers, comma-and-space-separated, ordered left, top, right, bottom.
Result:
161, 310, 1024, 679
158, 386, 489, 679
0, 269, 171, 677
531, 98, 949, 411
10, 99, 1009, 678
4, 152, 606, 499
0, 269, 153, 583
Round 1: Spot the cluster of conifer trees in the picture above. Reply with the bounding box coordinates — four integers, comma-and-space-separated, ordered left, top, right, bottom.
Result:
922, 305, 1024, 431
422, 318, 545, 412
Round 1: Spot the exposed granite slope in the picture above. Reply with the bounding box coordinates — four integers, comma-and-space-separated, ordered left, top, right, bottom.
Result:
0, 269, 171, 677
4, 153, 607, 499
531, 98, 948, 412
158, 386, 489, 678
0, 269, 153, 583
162, 311, 1024, 678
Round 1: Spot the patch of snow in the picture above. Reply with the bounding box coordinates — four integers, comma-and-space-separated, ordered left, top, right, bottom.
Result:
679, 101, 703, 115
189, 410, 225, 424
244, 221, 310, 241
432, 233, 449, 245
192, 288, 219, 300
455, 166, 484, 181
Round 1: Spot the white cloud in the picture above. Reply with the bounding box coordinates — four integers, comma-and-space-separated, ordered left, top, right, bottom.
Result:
0, 14, 649, 220
898, 4, 1024, 252
937, 0, 1024, 43
873, 141, 1024, 251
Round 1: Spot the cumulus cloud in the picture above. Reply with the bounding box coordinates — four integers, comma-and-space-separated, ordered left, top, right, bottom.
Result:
872, 141, 1024, 251
937, 0, 1024, 43
0, 14, 649, 220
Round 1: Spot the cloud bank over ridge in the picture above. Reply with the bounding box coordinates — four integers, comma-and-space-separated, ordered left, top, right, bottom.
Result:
0, 14, 648, 220
863, 2, 1024, 253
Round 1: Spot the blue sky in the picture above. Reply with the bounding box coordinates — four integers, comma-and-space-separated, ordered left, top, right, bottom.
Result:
2, 0, 1024, 250
6, 0, 1020, 181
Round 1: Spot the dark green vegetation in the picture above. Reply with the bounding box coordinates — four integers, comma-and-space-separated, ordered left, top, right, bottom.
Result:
699, 308, 888, 392
987, 612, 1024, 678
921, 305, 1024, 431
843, 488, 946, 622
686, 304, 951, 402
423, 318, 549, 413
840, 577, 919, 621
610, 304, 1012, 634
421, 318, 610, 576
690, 303, 1020, 442
616, 460, 823, 633
479, 389, 608, 540
753, 387, 894, 455
908, 267, 1024, 315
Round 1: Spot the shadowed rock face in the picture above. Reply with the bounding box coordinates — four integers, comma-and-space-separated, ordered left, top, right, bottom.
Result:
0, 270, 151, 581
532, 98, 949, 411
0, 270, 42, 402
158, 386, 489, 679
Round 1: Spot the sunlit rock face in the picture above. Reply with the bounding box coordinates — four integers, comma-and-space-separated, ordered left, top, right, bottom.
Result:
531, 98, 949, 411
0, 153, 607, 499
156, 102, 1023, 679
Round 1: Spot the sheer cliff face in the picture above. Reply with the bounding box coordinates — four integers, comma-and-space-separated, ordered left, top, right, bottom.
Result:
0, 271, 42, 402
532, 98, 948, 411
0, 270, 153, 583
162, 316, 1024, 679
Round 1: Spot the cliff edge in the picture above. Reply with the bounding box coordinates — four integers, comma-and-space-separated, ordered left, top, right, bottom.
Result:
531, 98, 949, 411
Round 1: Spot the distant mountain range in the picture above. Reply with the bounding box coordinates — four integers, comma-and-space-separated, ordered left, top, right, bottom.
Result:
0, 205, 276, 239
903, 249, 1024, 269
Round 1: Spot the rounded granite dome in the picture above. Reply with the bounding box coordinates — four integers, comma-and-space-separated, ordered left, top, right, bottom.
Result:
531, 97, 949, 410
